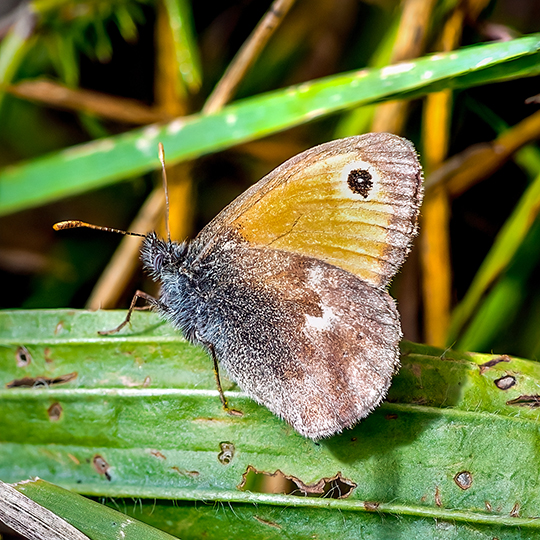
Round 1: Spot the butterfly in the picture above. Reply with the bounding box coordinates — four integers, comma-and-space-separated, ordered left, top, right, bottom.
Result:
56, 132, 423, 440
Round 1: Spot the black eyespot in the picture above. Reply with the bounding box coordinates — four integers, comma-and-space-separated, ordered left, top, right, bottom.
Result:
347, 169, 373, 198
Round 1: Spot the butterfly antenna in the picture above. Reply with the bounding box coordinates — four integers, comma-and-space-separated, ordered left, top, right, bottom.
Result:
158, 142, 171, 243
53, 220, 145, 237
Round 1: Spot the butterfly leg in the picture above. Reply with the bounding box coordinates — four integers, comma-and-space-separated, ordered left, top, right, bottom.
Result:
207, 343, 243, 417
98, 290, 158, 335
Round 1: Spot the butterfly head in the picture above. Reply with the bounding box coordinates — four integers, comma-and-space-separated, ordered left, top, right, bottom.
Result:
140, 231, 189, 281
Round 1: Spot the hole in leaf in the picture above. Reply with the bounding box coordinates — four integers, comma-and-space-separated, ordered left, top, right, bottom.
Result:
494, 375, 516, 390
6, 372, 77, 388
93, 455, 111, 481
454, 470, 472, 490
218, 442, 235, 465
16, 346, 32, 367
507, 395, 540, 408
479, 355, 511, 374
239, 466, 356, 499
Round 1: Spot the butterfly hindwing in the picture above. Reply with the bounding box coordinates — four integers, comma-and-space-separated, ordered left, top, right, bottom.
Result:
182, 233, 401, 439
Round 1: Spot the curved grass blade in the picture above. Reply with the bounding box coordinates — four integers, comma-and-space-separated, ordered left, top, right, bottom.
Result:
162, 0, 201, 93
1, 34, 540, 216
448, 166, 540, 346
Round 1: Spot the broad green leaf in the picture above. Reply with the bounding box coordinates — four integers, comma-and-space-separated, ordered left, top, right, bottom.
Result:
1, 34, 540, 215
2, 309, 540, 538
103, 496, 539, 540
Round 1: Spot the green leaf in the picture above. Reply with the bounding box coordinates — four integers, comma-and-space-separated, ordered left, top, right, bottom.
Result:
2, 33, 540, 216
2, 309, 540, 538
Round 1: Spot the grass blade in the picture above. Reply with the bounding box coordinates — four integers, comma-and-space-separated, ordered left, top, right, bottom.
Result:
12, 478, 180, 540
1, 34, 540, 216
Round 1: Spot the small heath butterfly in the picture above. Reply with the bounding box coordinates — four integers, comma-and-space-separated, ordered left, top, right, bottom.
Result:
55, 133, 423, 440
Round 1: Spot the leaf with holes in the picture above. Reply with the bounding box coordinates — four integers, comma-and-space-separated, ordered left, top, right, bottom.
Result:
2, 309, 540, 538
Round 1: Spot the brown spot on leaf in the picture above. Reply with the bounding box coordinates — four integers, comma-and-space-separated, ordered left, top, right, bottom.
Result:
142, 376, 151, 387
47, 402, 62, 421
171, 466, 199, 477
6, 372, 77, 388
44, 347, 53, 363
435, 486, 442, 507
454, 471, 472, 490
507, 395, 540, 408
510, 502, 520, 517
16, 346, 32, 367
479, 355, 511, 374
239, 466, 356, 499
54, 321, 64, 335
93, 455, 111, 481
150, 450, 166, 460
218, 442, 235, 465
485, 500, 492, 512
494, 375, 516, 390
67, 453, 80, 465
385, 413, 398, 420
253, 516, 281, 529
363, 501, 380, 511
410, 363, 422, 378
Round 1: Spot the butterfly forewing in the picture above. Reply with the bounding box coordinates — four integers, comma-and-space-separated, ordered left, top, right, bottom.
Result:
197, 133, 423, 289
